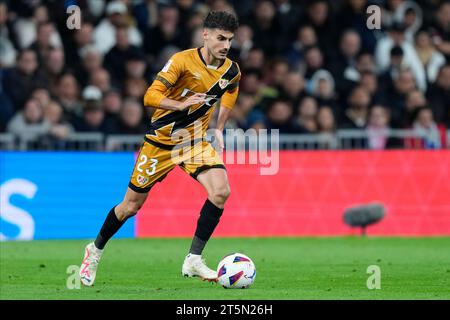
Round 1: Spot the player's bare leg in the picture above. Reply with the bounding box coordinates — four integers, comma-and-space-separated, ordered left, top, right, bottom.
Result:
80, 188, 148, 286
182, 168, 230, 281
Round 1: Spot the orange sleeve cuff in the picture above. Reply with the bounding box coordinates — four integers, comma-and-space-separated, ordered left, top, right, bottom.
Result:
143, 80, 167, 108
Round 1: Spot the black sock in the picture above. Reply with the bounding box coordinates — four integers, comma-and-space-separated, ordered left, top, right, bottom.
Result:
94, 206, 128, 250
189, 199, 224, 255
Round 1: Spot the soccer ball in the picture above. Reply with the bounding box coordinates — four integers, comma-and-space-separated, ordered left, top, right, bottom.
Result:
217, 253, 256, 289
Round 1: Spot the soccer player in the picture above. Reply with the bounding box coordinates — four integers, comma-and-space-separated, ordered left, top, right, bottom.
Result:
79, 11, 241, 286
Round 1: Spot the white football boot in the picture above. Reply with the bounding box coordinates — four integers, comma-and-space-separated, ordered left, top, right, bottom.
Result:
182, 254, 218, 282
79, 242, 103, 286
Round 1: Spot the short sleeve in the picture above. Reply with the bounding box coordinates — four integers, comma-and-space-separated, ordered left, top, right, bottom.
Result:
155, 53, 184, 88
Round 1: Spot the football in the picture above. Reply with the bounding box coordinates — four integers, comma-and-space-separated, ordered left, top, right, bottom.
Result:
217, 253, 256, 289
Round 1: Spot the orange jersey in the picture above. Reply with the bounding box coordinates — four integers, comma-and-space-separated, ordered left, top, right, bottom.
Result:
143, 48, 241, 146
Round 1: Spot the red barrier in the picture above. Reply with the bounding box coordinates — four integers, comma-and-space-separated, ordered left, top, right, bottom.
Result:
136, 150, 450, 237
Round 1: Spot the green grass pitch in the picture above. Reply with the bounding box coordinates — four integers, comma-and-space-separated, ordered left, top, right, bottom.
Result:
1, 237, 449, 300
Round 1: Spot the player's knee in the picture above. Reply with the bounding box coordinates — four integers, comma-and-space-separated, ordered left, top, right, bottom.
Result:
126, 200, 143, 215
117, 200, 143, 220
210, 186, 230, 205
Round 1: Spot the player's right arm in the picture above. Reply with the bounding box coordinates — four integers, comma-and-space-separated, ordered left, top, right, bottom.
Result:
144, 81, 207, 111
143, 53, 207, 111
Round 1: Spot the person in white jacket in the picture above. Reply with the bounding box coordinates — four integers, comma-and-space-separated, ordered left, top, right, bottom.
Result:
414, 29, 446, 83
93, 1, 142, 55
393, 0, 423, 44
375, 22, 427, 92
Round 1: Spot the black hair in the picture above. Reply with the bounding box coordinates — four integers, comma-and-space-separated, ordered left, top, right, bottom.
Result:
390, 45, 404, 57
412, 105, 433, 122
203, 11, 239, 33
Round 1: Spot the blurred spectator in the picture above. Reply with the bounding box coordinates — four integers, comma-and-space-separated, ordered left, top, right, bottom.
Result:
43, 100, 74, 143
410, 106, 447, 149
208, 0, 235, 12
190, 26, 204, 49
12, 4, 60, 50
104, 26, 145, 87
274, 0, 302, 52
338, 51, 378, 98
240, 68, 275, 112
393, 1, 423, 43
356, 51, 377, 74
42, 47, 66, 93
378, 45, 405, 89
404, 89, 427, 127
265, 99, 299, 133
430, 1, 450, 58
366, 105, 402, 149
340, 85, 370, 129
414, 29, 446, 83
337, 0, 377, 53
285, 24, 318, 69
93, 0, 142, 54
296, 96, 319, 133
228, 92, 258, 129
56, 73, 81, 121
316, 105, 337, 148
176, 0, 201, 31
426, 64, 450, 126
123, 77, 148, 100
383, 69, 417, 124
330, 29, 361, 83
242, 47, 265, 69
6, 98, 51, 141
246, 0, 282, 57
115, 98, 146, 135
0, 1, 16, 68
264, 58, 289, 89
302, 0, 336, 58
102, 88, 122, 127
3, 49, 48, 111
65, 22, 94, 70
89, 68, 111, 93
29, 21, 62, 65
279, 71, 305, 107
76, 45, 104, 88
274, 0, 302, 40
359, 70, 383, 105
375, 22, 426, 91
184, 5, 210, 37
125, 53, 148, 82
133, 0, 160, 34
144, 5, 185, 57
308, 69, 337, 108
229, 24, 253, 63
304, 0, 335, 52
382, 0, 407, 28
72, 86, 115, 134
316, 105, 336, 134
30, 87, 51, 110
302, 45, 325, 80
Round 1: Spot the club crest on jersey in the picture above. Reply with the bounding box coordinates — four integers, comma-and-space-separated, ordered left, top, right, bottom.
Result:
218, 78, 229, 89
137, 175, 149, 185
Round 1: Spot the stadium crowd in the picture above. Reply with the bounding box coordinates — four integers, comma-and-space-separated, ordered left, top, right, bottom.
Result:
0, 0, 449, 149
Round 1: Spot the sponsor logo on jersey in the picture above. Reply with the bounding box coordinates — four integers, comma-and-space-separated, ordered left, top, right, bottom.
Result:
218, 78, 229, 89
137, 175, 149, 185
